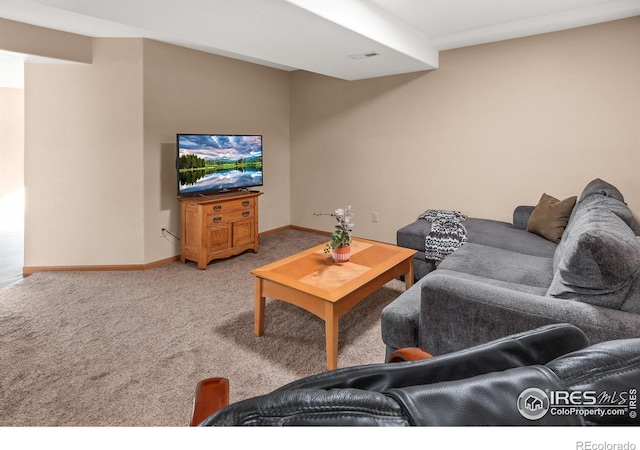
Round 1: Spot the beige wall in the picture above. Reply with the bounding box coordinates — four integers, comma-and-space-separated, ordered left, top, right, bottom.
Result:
25, 39, 145, 266
23, 37, 291, 267
141, 40, 291, 263
18, 16, 640, 268
0, 18, 91, 63
290, 18, 640, 244
0, 87, 24, 196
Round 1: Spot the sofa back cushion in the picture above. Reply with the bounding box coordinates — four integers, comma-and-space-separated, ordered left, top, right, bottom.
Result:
548, 206, 640, 310
621, 254, 640, 314
571, 178, 640, 235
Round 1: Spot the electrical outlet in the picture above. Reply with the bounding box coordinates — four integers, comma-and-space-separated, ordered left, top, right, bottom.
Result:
372, 212, 379, 223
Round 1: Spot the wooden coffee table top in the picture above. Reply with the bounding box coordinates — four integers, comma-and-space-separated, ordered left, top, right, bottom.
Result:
251, 238, 416, 302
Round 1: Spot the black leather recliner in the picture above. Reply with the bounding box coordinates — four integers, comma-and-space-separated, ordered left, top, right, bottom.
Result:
198, 324, 640, 426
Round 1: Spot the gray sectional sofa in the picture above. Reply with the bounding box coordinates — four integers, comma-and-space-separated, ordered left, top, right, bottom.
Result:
382, 178, 640, 358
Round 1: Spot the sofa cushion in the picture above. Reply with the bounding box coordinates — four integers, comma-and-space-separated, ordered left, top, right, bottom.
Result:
527, 193, 577, 244
434, 268, 550, 295
437, 243, 554, 288
548, 207, 640, 309
397, 218, 557, 258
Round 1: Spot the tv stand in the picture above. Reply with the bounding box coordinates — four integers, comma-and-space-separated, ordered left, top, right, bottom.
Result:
179, 191, 263, 269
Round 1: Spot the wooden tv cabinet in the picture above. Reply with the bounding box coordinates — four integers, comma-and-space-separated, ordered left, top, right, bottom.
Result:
179, 191, 262, 269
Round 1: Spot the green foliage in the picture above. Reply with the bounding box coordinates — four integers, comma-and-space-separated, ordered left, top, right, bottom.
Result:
179, 155, 262, 174
313, 206, 354, 253
179, 154, 206, 170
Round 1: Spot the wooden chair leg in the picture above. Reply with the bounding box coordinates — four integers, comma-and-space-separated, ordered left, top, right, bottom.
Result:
190, 377, 230, 426
387, 347, 433, 363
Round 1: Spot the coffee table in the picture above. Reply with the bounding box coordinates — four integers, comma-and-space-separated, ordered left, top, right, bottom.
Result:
251, 238, 416, 370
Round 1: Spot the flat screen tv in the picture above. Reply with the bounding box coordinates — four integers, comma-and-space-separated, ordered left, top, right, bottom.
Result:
177, 134, 263, 196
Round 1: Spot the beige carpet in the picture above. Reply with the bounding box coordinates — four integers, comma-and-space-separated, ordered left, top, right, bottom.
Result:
0, 230, 405, 426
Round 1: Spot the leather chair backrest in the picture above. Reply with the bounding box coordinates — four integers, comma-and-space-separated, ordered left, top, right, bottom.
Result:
201, 324, 640, 426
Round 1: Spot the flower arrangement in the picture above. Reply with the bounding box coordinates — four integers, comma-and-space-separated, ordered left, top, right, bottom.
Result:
313, 205, 355, 254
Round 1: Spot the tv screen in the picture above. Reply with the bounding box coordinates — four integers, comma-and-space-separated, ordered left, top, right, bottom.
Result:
177, 134, 263, 196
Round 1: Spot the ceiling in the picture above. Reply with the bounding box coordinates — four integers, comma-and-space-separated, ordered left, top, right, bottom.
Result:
1, 0, 639, 81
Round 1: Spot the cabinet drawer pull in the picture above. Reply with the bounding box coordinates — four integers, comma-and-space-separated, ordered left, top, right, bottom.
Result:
213, 217, 222, 223
242, 211, 250, 217
242, 201, 250, 207
213, 205, 222, 211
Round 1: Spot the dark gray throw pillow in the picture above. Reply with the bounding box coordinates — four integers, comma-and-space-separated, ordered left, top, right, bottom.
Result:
578, 193, 640, 235
577, 178, 625, 204
547, 208, 640, 310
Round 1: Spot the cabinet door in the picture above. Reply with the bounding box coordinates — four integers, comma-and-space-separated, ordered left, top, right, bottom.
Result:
232, 219, 255, 247
207, 224, 232, 254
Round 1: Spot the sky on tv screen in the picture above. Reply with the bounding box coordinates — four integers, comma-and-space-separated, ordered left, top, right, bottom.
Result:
178, 134, 262, 193
178, 134, 262, 160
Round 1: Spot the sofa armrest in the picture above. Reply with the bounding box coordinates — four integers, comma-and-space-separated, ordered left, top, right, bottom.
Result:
381, 279, 424, 358
419, 272, 640, 355
512, 205, 535, 230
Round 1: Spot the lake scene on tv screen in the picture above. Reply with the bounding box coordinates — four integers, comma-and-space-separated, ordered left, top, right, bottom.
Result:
178, 134, 262, 194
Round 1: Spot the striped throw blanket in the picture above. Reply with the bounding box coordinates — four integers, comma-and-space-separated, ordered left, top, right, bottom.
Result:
418, 210, 468, 261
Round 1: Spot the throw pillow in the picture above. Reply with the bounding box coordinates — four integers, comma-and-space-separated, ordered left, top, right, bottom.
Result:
527, 193, 577, 243
577, 193, 640, 236
577, 178, 626, 204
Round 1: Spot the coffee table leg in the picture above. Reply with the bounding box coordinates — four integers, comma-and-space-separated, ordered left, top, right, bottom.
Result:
325, 303, 338, 371
405, 259, 414, 289
254, 277, 265, 336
